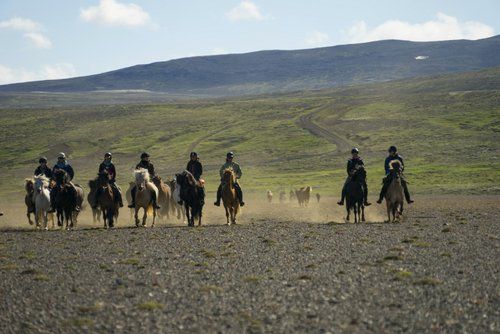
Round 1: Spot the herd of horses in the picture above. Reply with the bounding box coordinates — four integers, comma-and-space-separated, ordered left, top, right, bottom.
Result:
23, 161, 406, 230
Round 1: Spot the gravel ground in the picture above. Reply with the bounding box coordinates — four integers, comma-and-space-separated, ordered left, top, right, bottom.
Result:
0, 196, 499, 333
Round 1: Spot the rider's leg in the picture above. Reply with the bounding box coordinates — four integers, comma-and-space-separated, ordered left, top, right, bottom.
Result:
48, 187, 57, 212
234, 183, 245, 206
377, 176, 390, 204
92, 187, 102, 208
214, 184, 222, 206
127, 186, 136, 208
401, 178, 414, 204
363, 180, 371, 206
337, 177, 349, 205
151, 189, 161, 209
111, 183, 124, 207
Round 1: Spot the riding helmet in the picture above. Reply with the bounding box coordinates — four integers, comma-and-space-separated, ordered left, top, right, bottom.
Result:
388, 146, 397, 153
227, 152, 234, 158
104, 152, 112, 158
140, 152, 150, 159
58, 152, 66, 159
190, 152, 198, 157
351, 147, 359, 154
39, 156, 47, 163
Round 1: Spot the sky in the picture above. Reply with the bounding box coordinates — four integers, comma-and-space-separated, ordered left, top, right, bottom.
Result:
0, 0, 499, 84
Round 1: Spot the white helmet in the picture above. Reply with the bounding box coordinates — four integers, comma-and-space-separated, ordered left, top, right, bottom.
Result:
58, 152, 66, 159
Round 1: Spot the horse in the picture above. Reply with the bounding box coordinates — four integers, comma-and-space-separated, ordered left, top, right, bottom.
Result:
33, 175, 53, 230
167, 178, 186, 222
87, 179, 102, 224
345, 166, 366, 223
174, 170, 204, 227
133, 168, 158, 227
152, 175, 172, 221
385, 160, 404, 223
222, 169, 240, 225
95, 172, 119, 229
316, 193, 321, 203
53, 169, 78, 230
267, 190, 273, 203
289, 190, 296, 202
295, 186, 312, 207
24, 179, 35, 225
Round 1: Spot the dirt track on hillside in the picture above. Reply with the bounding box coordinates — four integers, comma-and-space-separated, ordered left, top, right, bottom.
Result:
0, 196, 499, 333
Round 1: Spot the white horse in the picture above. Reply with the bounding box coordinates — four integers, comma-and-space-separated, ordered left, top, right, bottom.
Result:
33, 175, 53, 230
133, 169, 159, 227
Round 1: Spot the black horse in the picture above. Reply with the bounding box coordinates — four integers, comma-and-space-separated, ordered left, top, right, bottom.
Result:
175, 170, 205, 227
53, 169, 78, 230
345, 166, 366, 223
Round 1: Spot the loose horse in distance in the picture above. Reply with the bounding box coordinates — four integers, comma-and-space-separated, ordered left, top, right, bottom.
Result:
33, 175, 53, 230
152, 175, 172, 221
295, 186, 312, 207
345, 166, 366, 223
53, 170, 78, 230
132, 168, 158, 227
267, 190, 273, 203
222, 169, 240, 225
174, 170, 204, 227
385, 160, 404, 223
87, 178, 102, 223
95, 172, 119, 229
24, 179, 35, 225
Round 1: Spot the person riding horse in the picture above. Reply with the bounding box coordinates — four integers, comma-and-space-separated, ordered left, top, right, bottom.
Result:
34, 157, 52, 179
127, 152, 160, 209
48, 152, 77, 212
377, 146, 414, 204
337, 148, 371, 206
91, 152, 124, 208
214, 152, 244, 207
186, 152, 205, 200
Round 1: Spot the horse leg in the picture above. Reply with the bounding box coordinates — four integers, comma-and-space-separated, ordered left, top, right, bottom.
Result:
152, 208, 156, 228
142, 208, 147, 227
386, 201, 391, 223
354, 204, 358, 224
361, 204, 365, 222
27, 210, 34, 225
102, 209, 107, 229
346, 205, 350, 222
134, 207, 140, 227
225, 205, 230, 225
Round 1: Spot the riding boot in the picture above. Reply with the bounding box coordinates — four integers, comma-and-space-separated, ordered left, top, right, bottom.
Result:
199, 187, 205, 205
377, 177, 389, 204
401, 179, 414, 204
214, 185, 222, 206
92, 187, 102, 209
363, 182, 371, 206
128, 186, 136, 208
112, 185, 124, 207
337, 185, 346, 205
48, 188, 57, 212
235, 184, 245, 206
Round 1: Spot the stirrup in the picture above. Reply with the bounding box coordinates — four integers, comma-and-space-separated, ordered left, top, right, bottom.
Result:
128, 203, 135, 208
240, 201, 245, 207
337, 200, 344, 206
214, 201, 220, 207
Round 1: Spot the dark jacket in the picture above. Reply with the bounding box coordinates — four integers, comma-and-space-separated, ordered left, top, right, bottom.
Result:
99, 162, 117, 182
34, 165, 52, 179
136, 160, 156, 177
384, 154, 404, 175
52, 163, 74, 181
186, 160, 203, 180
346, 157, 364, 175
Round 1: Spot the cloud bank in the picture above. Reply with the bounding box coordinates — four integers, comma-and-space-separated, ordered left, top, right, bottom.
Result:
80, 0, 151, 27
0, 16, 52, 49
226, 1, 265, 21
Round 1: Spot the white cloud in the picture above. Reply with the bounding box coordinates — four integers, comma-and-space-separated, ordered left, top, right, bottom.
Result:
80, 0, 151, 27
0, 63, 77, 85
346, 13, 495, 43
226, 1, 265, 21
306, 31, 330, 46
0, 17, 40, 31
0, 16, 52, 49
24, 32, 52, 49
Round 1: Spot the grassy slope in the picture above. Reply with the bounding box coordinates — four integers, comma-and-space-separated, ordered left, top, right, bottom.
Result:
0, 68, 498, 200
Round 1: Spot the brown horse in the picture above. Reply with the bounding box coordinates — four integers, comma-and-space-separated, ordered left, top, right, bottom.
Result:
222, 169, 240, 225
152, 175, 171, 221
24, 179, 35, 225
53, 170, 78, 230
385, 160, 404, 223
95, 173, 119, 229
295, 186, 312, 207
87, 179, 102, 224
133, 169, 158, 227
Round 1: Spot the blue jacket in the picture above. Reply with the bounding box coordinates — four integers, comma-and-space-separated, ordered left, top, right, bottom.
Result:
52, 162, 75, 181
384, 154, 404, 175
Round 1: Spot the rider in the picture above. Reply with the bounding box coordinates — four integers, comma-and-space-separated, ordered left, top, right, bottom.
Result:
127, 152, 160, 209
48, 152, 77, 212
34, 156, 52, 178
186, 152, 203, 180
337, 148, 371, 206
214, 152, 244, 207
376, 146, 414, 204
91, 152, 124, 208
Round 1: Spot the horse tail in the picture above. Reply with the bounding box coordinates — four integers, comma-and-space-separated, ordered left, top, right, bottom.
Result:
147, 203, 154, 215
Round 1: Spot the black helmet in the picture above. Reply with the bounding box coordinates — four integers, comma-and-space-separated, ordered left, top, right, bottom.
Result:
104, 152, 112, 158
190, 152, 198, 157
227, 152, 234, 158
39, 156, 47, 163
351, 147, 359, 154
388, 146, 397, 153
140, 152, 150, 159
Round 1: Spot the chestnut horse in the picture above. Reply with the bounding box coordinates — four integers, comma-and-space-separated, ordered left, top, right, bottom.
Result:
385, 160, 404, 223
133, 169, 158, 227
222, 169, 240, 225
95, 172, 119, 229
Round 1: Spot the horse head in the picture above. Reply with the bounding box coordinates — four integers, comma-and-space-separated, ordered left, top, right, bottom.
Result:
389, 161, 402, 179
134, 168, 150, 191
25, 178, 34, 194
352, 166, 366, 182
223, 168, 235, 184
54, 169, 68, 186
98, 172, 110, 187
33, 175, 49, 193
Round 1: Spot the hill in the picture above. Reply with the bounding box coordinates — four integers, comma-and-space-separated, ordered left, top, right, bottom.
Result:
0, 36, 499, 96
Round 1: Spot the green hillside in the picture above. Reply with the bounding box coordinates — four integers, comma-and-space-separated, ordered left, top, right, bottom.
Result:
0, 68, 498, 201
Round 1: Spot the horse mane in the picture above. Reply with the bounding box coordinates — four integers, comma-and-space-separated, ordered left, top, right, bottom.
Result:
185, 170, 197, 186
389, 160, 402, 170
88, 179, 97, 188
134, 168, 150, 182
34, 174, 49, 187
25, 178, 34, 192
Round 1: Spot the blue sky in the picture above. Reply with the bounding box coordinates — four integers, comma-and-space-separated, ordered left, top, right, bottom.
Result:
0, 0, 498, 84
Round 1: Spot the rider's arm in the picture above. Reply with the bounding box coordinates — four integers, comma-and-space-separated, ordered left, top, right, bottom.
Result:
235, 164, 242, 179
219, 165, 224, 179
67, 166, 75, 180
384, 157, 391, 175
198, 162, 203, 178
